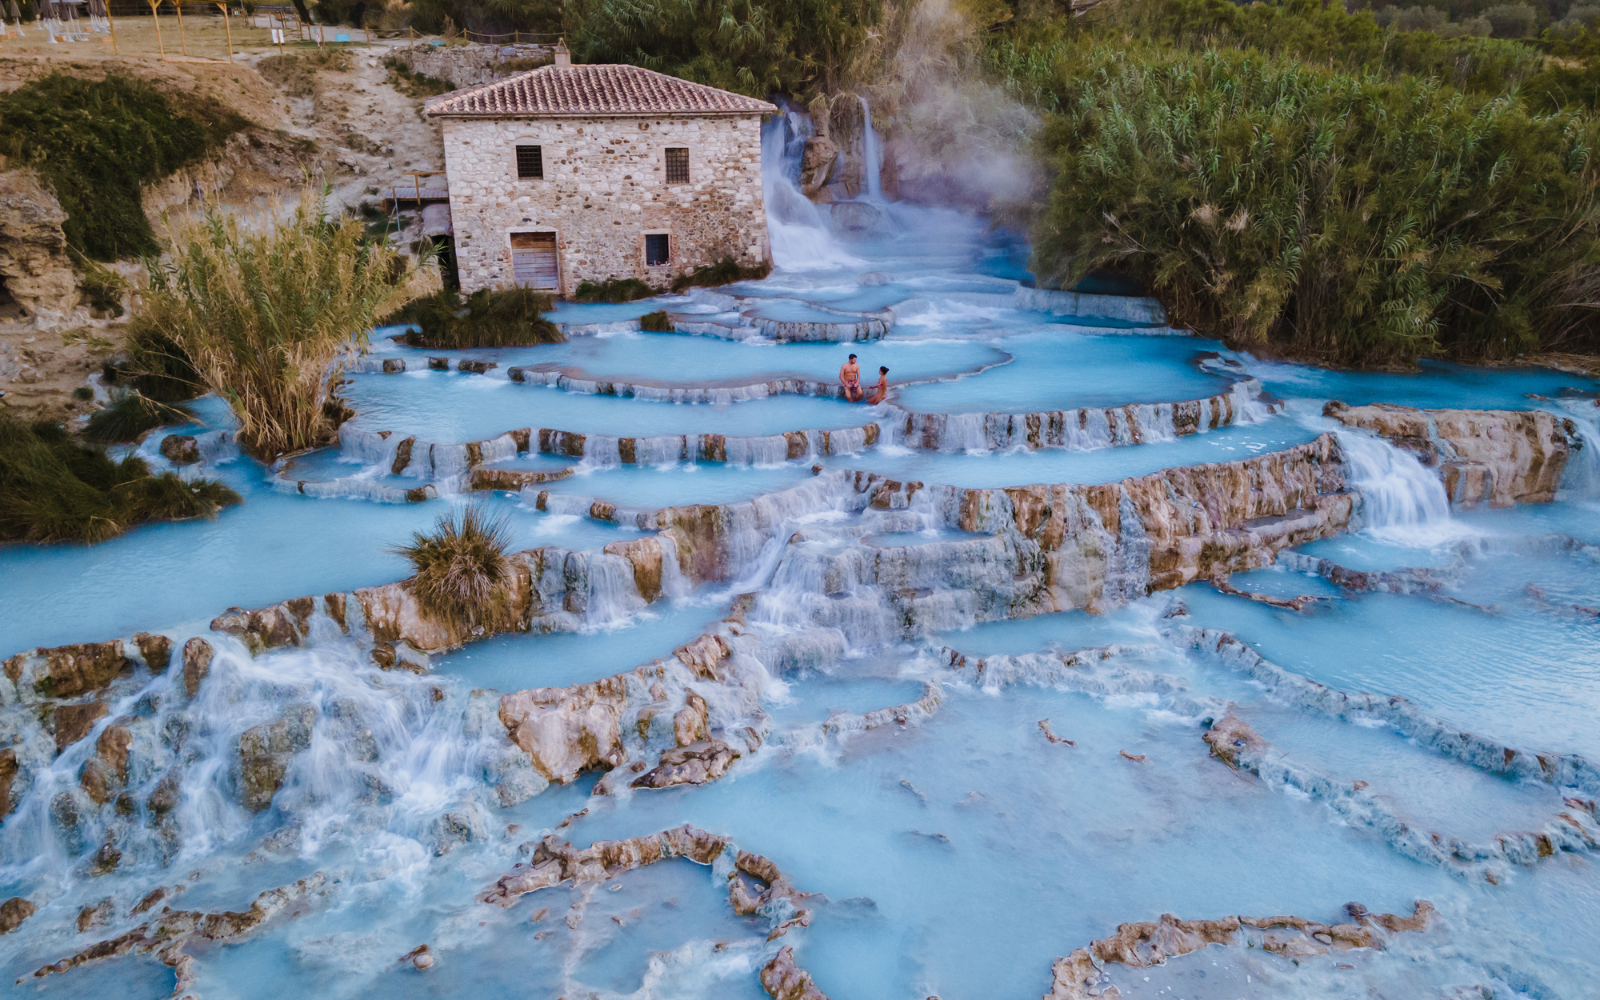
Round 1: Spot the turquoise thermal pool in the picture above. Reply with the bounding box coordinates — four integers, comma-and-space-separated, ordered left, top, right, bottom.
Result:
2, 112, 1600, 1000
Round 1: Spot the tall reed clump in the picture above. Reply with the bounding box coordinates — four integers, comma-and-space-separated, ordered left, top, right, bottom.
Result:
130, 192, 439, 461
385, 287, 563, 348
396, 505, 512, 631
0, 412, 240, 544
1025, 45, 1600, 364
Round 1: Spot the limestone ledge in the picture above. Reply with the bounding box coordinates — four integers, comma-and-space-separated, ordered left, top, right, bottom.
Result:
1169, 623, 1600, 796
1044, 901, 1435, 1000
1325, 400, 1581, 507
332, 382, 1264, 489
1203, 713, 1600, 881
26, 874, 331, 996
479, 824, 820, 999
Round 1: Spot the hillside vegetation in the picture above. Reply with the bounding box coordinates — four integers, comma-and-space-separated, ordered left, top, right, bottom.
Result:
988, 0, 1600, 364
0, 73, 248, 262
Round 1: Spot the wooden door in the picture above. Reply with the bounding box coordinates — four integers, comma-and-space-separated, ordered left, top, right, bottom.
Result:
510, 232, 559, 290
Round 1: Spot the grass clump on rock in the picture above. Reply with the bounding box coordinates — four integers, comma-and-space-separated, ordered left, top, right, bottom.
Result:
396, 505, 512, 631
0, 74, 247, 262
670, 258, 771, 293
638, 310, 673, 332
387, 287, 563, 348
0, 411, 240, 545
574, 278, 656, 303
130, 191, 438, 461
82, 394, 194, 444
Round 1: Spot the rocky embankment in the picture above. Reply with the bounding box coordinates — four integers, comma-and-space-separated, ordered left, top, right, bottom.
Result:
1325, 401, 1581, 506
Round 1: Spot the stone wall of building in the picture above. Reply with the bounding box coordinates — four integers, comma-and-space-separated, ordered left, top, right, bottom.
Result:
440, 114, 770, 295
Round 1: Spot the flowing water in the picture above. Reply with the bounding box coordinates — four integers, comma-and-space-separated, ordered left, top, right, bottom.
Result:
3, 111, 1600, 1000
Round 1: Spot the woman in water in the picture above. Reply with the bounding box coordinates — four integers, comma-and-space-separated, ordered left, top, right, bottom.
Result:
867, 366, 889, 404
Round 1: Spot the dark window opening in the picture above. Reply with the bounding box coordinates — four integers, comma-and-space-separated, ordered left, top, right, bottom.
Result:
516, 145, 544, 179
664, 147, 689, 185
645, 233, 671, 267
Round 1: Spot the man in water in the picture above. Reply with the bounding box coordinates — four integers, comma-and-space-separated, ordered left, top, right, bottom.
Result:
867, 366, 890, 404
840, 353, 863, 401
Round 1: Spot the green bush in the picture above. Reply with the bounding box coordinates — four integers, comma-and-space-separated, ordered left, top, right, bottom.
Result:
638, 310, 674, 332
574, 277, 656, 303
387, 287, 564, 348
670, 258, 773, 292
985, 0, 1545, 108
0, 412, 239, 545
563, 0, 882, 96
0, 74, 247, 262
1027, 43, 1600, 364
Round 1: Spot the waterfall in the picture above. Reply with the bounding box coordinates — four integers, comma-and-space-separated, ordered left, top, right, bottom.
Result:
1336, 429, 1469, 545
760, 112, 864, 271
1554, 399, 1600, 500
858, 95, 883, 203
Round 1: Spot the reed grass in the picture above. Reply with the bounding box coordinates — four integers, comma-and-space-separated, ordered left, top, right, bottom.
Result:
130, 191, 439, 461
387, 288, 563, 348
82, 394, 194, 444
0, 412, 239, 545
638, 310, 674, 332
396, 505, 512, 630
574, 278, 656, 303
670, 258, 773, 292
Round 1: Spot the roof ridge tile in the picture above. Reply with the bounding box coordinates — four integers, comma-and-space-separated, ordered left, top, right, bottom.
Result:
425, 63, 776, 118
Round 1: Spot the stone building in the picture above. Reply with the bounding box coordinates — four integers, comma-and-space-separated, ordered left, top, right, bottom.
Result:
426, 44, 775, 296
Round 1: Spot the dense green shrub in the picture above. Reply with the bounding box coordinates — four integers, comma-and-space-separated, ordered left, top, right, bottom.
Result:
638, 310, 674, 332
387, 287, 563, 347
985, 0, 1544, 108
1027, 43, 1600, 364
573, 278, 655, 303
670, 258, 773, 292
0, 75, 247, 262
82, 394, 194, 444
0, 413, 239, 545
564, 0, 882, 96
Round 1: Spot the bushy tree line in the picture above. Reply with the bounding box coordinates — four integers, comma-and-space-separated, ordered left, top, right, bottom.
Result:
990, 0, 1600, 364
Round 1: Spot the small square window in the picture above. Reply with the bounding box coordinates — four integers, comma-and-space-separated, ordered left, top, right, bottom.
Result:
664, 147, 689, 185
516, 145, 543, 179
645, 233, 671, 267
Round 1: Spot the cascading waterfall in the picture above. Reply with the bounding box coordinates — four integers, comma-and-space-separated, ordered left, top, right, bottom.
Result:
760, 111, 864, 271
1554, 399, 1600, 499
1336, 427, 1468, 544
858, 95, 884, 203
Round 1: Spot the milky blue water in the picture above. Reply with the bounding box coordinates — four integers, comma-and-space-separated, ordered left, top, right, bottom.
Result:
342, 370, 881, 439
373, 328, 1009, 388
3, 116, 1600, 1000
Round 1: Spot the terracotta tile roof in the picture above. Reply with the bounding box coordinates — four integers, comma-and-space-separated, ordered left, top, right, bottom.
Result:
425, 64, 777, 118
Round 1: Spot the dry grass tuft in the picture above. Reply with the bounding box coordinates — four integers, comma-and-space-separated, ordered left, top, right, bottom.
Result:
396, 505, 512, 631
